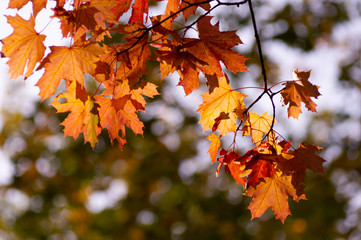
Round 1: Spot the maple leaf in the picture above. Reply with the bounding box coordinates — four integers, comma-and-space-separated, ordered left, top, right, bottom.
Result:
279, 142, 325, 197
217, 149, 251, 188
188, 17, 248, 77
97, 24, 151, 86
90, 0, 127, 24
156, 39, 206, 94
207, 133, 221, 163
102, 79, 158, 110
36, 42, 104, 100
281, 69, 321, 119
247, 158, 276, 188
52, 81, 101, 148
180, 0, 210, 20
111, 0, 132, 22
235, 142, 280, 187
198, 75, 247, 136
1, 15, 46, 79
8, 0, 47, 16
95, 95, 144, 149
242, 111, 277, 145
53, 0, 122, 41
129, 0, 148, 24
245, 176, 297, 223
115, 41, 151, 86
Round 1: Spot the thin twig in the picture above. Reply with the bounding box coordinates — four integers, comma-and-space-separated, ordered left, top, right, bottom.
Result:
248, 0, 267, 89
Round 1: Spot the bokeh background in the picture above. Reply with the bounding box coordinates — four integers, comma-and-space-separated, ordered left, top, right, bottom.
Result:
0, 0, 361, 239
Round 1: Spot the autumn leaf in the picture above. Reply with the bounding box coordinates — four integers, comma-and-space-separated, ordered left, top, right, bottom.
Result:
111, 0, 132, 25
245, 176, 297, 223
115, 40, 151, 86
102, 79, 158, 110
281, 69, 321, 119
1, 15, 46, 79
243, 111, 277, 145
53, 0, 122, 41
198, 75, 247, 136
189, 16, 248, 76
156, 38, 207, 94
129, 0, 148, 24
95, 95, 144, 149
207, 133, 221, 163
235, 142, 280, 187
247, 158, 275, 188
180, 0, 210, 20
217, 149, 251, 188
90, 0, 127, 23
52, 81, 101, 148
36, 42, 104, 100
9, 0, 47, 16
279, 142, 325, 197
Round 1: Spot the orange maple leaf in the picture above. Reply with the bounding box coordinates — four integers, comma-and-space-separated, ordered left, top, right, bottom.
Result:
236, 142, 281, 187
156, 38, 206, 95
198, 75, 247, 136
102, 79, 158, 110
129, 0, 148, 24
1, 15, 46, 79
95, 95, 144, 149
207, 133, 221, 163
115, 42, 151, 86
216, 149, 251, 188
189, 17, 248, 77
110, 0, 133, 27
180, 0, 210, 20
36, 42, 104, 100
97, 24, 151, 86
90, 0, 127, 24
242, 111, 277, 145
281, 69, 321, 119
52, 81, 101, 148
245, 176, 297, 223
9, 0, 47, 16
53, 0, 122, 41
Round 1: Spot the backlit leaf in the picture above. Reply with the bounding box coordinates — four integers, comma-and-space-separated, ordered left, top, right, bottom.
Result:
281, 69, 321, 119
207, 133, 221, 163
198, 75, 247, 136
52, 81, 101, 148
36, 42, 104, 100
2, 15, 46, 79
243, 111, 277, 145
245, 176, 297, 223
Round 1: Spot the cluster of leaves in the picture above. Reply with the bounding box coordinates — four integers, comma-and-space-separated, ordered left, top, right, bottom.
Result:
1, 0, 325, 222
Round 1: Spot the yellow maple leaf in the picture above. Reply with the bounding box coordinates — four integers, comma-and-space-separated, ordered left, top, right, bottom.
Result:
198, 76, 247, 136
243, 111, 277, 145
2, 15, 46, 79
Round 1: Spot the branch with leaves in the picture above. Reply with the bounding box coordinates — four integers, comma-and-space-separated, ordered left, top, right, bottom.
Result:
1, 0, 324, 223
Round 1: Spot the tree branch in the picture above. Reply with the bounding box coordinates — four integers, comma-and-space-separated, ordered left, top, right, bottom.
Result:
248, 0, 267, 90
